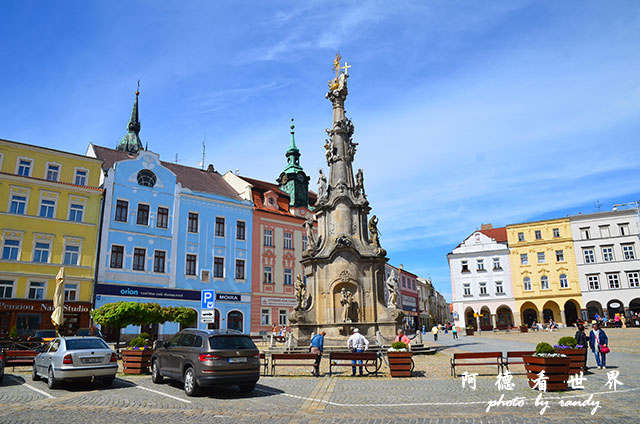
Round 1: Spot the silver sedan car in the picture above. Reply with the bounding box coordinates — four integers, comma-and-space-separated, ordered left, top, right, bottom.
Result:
32, 336, 118, 389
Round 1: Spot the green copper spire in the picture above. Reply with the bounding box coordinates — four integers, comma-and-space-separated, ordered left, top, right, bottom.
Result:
283, 118, 303, 174
277, 118, 309, 208
116, 82, 144, 154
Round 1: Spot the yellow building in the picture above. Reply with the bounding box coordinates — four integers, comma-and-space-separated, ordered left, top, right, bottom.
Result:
507, 218, 582, 327
0, 139, 103, 336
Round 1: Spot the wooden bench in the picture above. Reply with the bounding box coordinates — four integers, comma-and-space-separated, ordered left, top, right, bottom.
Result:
4, 350, 38, 369
328, 351, 380, 377
259, 352, 268, 376
502, 351, 535, 372
450, 352, 502, 377
270, 353, 319, 376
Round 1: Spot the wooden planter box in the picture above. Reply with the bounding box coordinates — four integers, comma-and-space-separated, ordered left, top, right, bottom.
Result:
523, 355, 570, 391
122, 349, 154, 375
465, 328, 474, 336
555, 348, 587, 375
519, 326, 529, 333
387, 352, 413, 377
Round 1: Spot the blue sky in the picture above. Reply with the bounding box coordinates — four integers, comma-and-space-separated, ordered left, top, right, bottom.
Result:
2, 1, 640, 301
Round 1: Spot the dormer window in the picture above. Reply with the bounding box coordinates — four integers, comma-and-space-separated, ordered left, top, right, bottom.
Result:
263, 191, 279, 210
137, 169, 156, 187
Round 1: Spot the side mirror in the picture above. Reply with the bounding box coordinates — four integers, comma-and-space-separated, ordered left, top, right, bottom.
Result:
163, 341, 170, 348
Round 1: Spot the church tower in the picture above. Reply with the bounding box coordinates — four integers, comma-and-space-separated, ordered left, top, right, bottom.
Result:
116, 84, 144, 154
276, 119, 310, 208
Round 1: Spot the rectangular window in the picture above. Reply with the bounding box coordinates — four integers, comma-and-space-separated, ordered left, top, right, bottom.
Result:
261, 309, 270, 326
69, 203, 84, 222
622, 244, 636, 260
17, 159, 32, 177
463, 283, 471, 296
279, 309, 288, 326
402, 276, 406, 287
517, 232, 525, 242
520, 254, 528, 265
10, 195, 27, 214
495, 281, 504, 294
302, 235, 308, 251
476, 259, 485, 271
583, 248, 595, 264
133, 248, 145, 271
587, 274, 600, 290
556, 250, 565, 262
215, 217, 225, 237
64, 283, 77, 301
186, 254, 197, 276
0, 280, 13, 298
534, 230, 542, 240
213, 257, 224, 278
236, 221, 246, 240
537, 252, 546, 264
264, 229, 273, 247
552, 228, 560, 238
28, 281, 44, 300
3, 239, 21, 260
110, 245, 124, 268
479, 282, 487, 295
264, 266, 273, 284
74, 170, 87, 186
46, 164, 60, 181
602, 246, 614, 262
115, 200, 128, 222
607, 273, 620, 289
619, 223, 629, 236
33, 242, 50, 263
580, 227, 591, 240
154, 251, 166, 273
157, 207, 169, 229
627, 271, 640, 288
599, 226, 610, 238
461, 260, 469, 272
284, 232, 293, 250
136, 204, 149, 225
541, 277, 549, 290
39, 199, 55, 218
492, 258, 501, 270
284, 268, 293, 285
559, 274, 568, 288
235, 259, 245, 279
524, 278, 532, 291
188, 212, 198, 233
63, 245, 80, 265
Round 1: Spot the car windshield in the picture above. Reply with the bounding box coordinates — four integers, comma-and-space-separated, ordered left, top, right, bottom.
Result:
208, 335, 256, 350
65, 339, 109, 350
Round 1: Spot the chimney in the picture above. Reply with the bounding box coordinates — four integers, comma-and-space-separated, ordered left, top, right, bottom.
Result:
480, 223, 493, 230
207, 164, 215, 173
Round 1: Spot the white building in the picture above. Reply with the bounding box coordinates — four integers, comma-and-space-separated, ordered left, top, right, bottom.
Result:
570, 208, 640, 320
448, 225, 518, 329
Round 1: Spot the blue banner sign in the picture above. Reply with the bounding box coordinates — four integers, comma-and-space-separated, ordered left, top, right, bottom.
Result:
95, 283, 201, 301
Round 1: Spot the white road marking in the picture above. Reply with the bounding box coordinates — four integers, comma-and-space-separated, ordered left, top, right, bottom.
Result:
136, 386, 192, 404
7, 376, 56, 399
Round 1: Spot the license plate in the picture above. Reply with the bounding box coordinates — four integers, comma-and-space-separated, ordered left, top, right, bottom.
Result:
82, 357, 102, 364
228, 357, 247, 363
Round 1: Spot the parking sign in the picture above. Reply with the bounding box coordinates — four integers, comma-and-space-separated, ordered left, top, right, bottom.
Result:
201, 289, 215, 310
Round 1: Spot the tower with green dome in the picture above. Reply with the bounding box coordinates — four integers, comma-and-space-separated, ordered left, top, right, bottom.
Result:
276, 118, 310, 208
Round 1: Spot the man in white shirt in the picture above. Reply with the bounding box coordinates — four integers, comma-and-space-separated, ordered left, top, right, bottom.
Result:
347, 328, 370, 376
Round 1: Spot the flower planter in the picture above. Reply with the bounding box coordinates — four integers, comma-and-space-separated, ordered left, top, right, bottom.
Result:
122, 349, 154, 374
387, 352, 413, 377
523, 355, 570, 391
519, 326, 529, 333
465, 328, 474, 336
555, 348, 587, 375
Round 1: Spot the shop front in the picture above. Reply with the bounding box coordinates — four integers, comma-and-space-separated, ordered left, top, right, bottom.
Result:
0, 299, 91, 338
401, 294, 419, 331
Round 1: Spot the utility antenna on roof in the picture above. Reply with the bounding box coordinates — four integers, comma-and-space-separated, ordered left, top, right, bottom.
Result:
174, 153, 181, 163
201, 129, 206, 170
594, 200, 602, 211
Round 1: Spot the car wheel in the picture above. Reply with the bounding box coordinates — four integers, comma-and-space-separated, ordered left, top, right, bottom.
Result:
239, 383, 256, 393
31, 364, 40, 381
151, 360, 163, 384
47, 367, 59, 389
183, 367, 199, 397
102, 376, 115, 387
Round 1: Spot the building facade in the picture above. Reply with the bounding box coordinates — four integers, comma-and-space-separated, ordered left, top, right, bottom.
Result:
507, 218, 582, 327
0, 138, 103, 336
449, 225, 517, 330
570, 209, 640, 320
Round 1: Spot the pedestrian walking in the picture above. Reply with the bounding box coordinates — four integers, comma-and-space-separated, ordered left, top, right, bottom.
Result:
575, 323, 588, 368
310, 330, 325, 376
589, 323, 609, 369
347, 328, 369, 376
452, 325, 458, 340
431, 324, 439, 341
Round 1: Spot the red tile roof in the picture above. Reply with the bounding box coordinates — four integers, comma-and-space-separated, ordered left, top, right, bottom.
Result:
479, 227, 507, 242
240, 175, 316, 216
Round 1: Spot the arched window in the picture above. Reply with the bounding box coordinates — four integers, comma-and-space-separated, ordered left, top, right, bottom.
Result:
523, 277, 532, 291
541, 275, 549, 290
559, 274, 568, 288
227, 310, 243, 332
137, 169, 157, 187
207, 309, 221, 330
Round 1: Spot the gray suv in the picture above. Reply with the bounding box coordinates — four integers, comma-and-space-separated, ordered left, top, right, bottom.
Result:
150, 329, 260, 396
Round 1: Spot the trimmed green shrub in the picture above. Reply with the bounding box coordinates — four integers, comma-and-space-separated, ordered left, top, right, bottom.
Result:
139, 332, 151, 341
557, 336, 577, 348
535, 342, 555, 355
391, 341, 408, 350
128, 337, 147, 348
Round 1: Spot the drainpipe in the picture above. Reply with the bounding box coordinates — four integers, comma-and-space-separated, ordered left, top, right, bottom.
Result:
91, 189, 106, 322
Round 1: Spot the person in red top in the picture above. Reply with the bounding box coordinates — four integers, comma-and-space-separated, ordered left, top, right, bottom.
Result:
394, 329, 411, 350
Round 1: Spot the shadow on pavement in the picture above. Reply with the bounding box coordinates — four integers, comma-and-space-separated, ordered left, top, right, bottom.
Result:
164, 380, 285, 399
432, 342, 480, 352
3, 374, 27, 386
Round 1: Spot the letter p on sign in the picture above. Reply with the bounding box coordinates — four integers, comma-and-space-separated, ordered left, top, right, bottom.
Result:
201, 290, 215, 310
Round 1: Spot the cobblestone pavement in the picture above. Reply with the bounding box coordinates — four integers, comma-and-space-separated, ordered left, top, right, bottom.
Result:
1, 332, 638, 423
